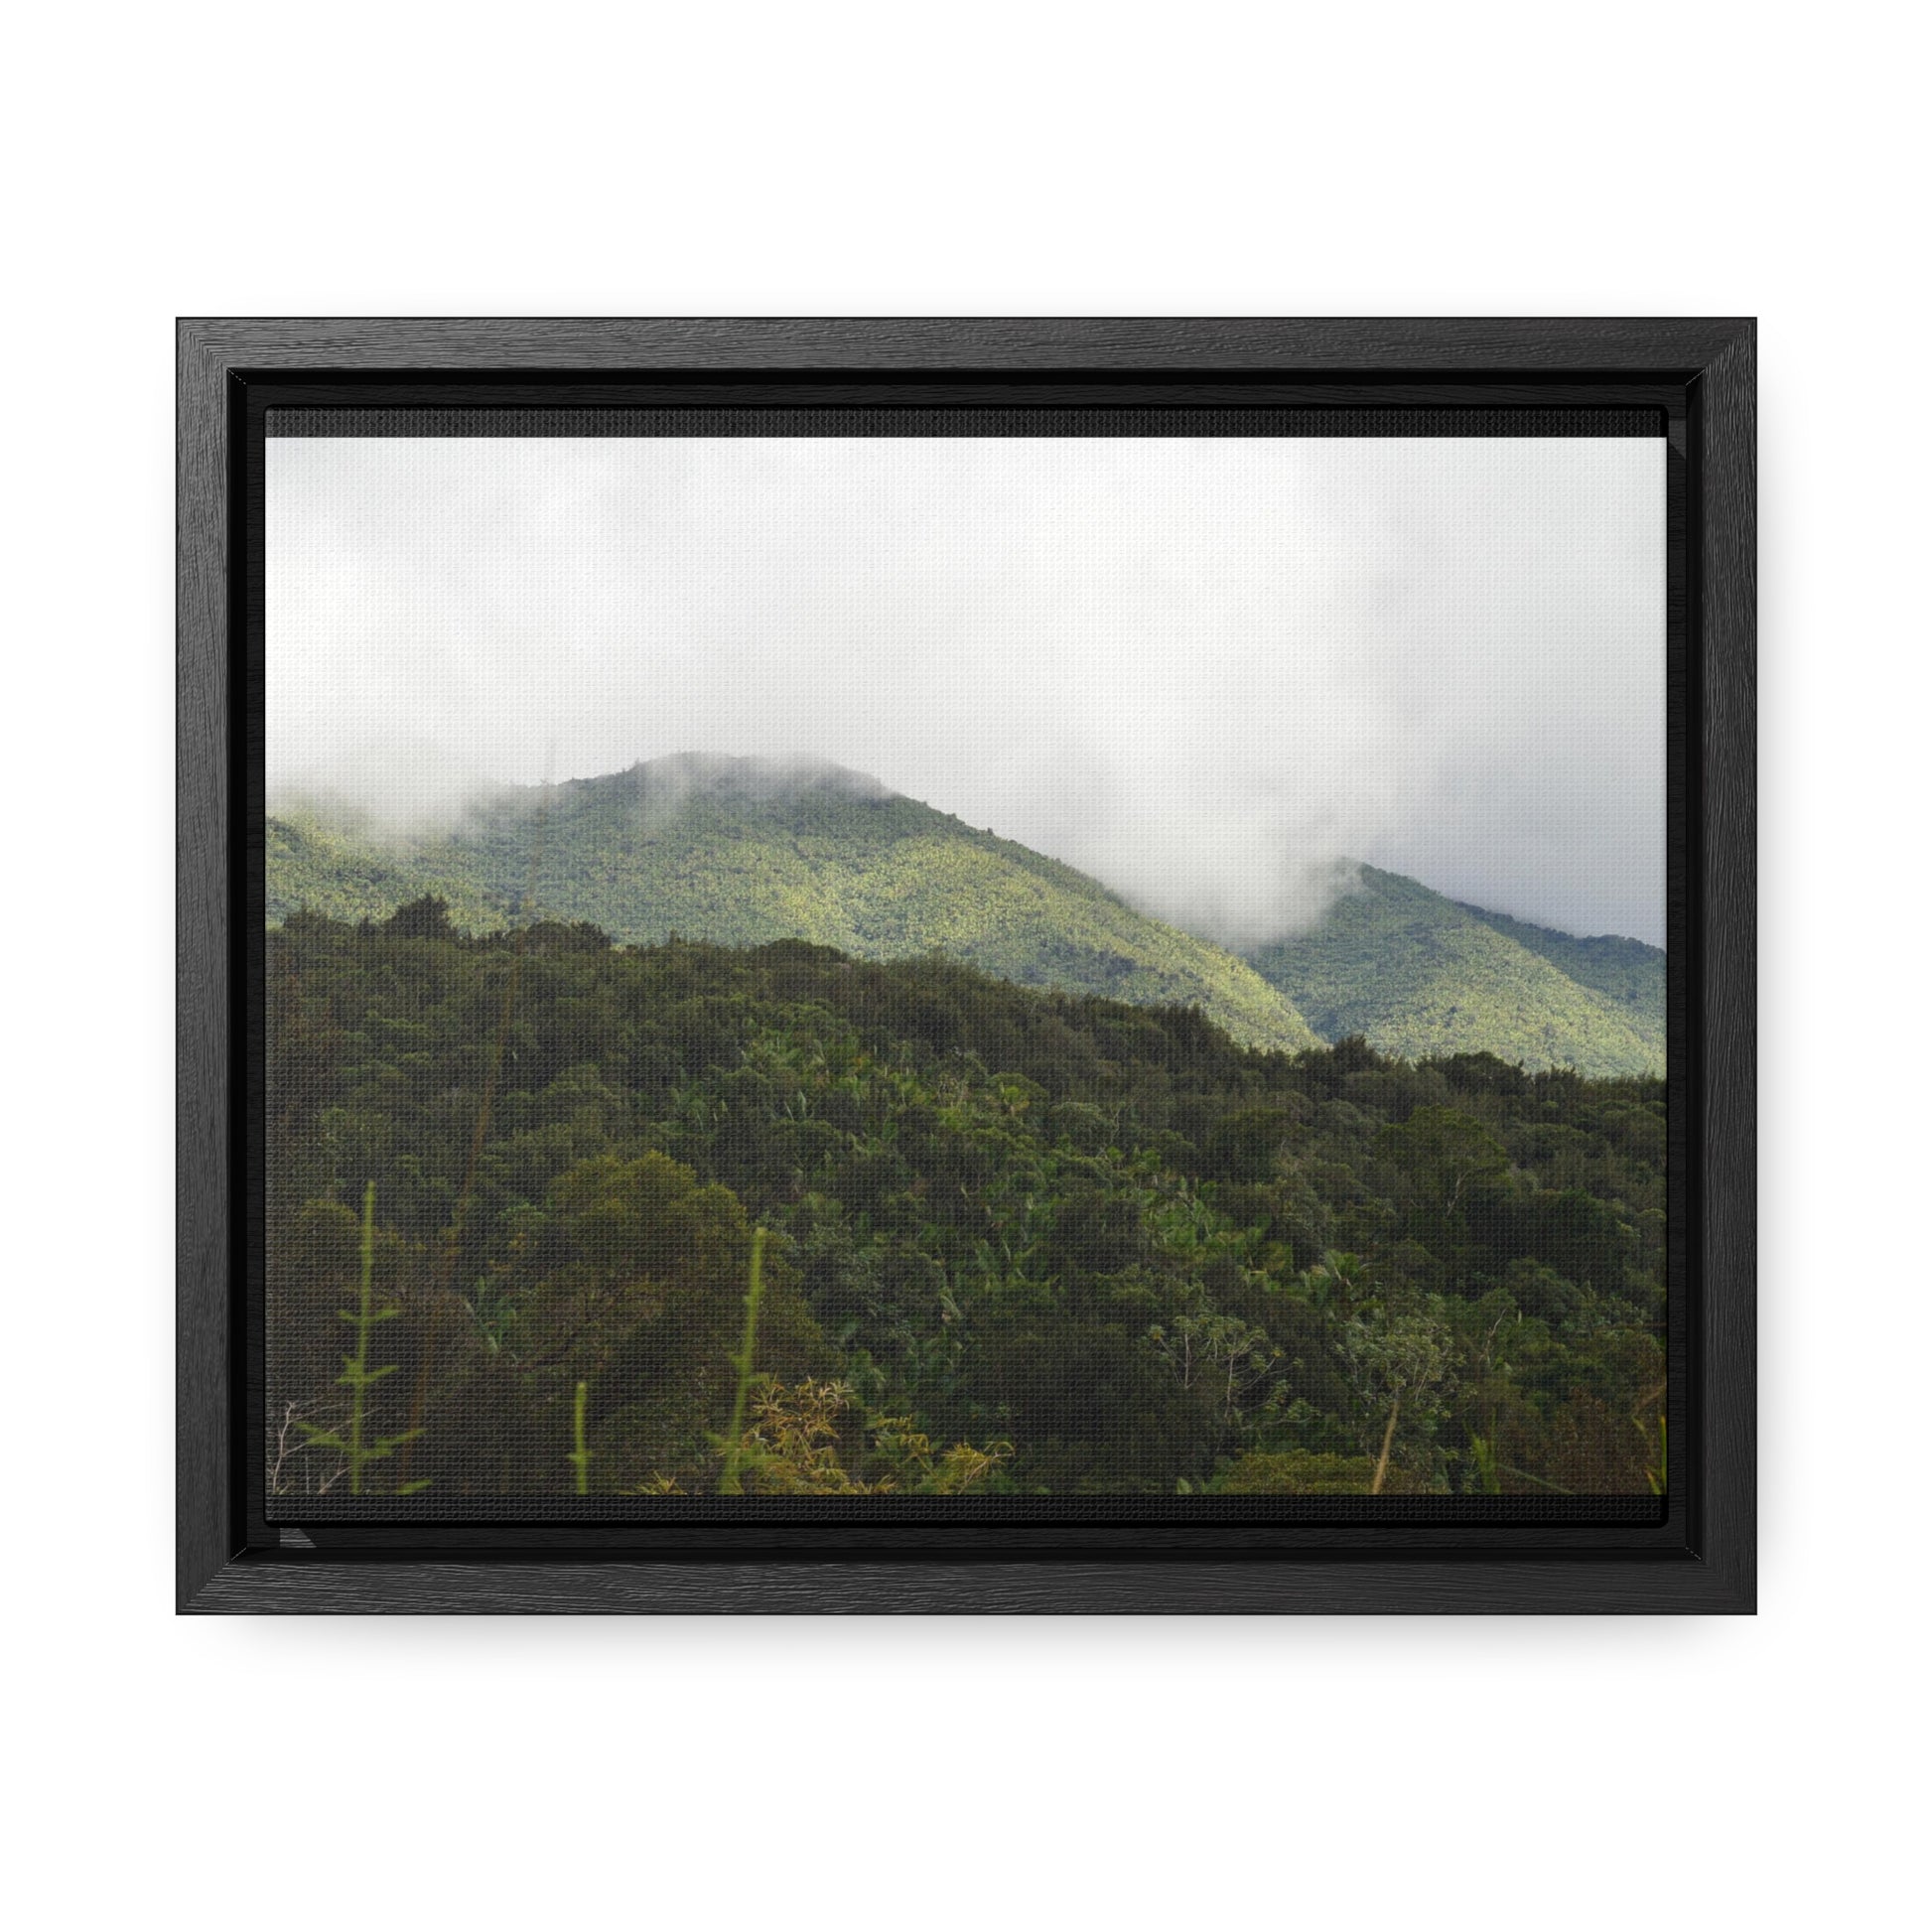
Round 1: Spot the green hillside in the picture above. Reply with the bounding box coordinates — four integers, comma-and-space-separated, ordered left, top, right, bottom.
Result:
1458, 901, 1667, 1023
268, 757, 1319, 1054
267, 812, 506, 933
1245, 866, 1665, 1077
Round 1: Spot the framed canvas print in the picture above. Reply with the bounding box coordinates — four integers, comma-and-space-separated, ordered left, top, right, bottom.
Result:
178, 318, 1754, 1612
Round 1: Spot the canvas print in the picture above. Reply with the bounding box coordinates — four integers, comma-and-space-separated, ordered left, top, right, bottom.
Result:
263, 418, 1667, 1509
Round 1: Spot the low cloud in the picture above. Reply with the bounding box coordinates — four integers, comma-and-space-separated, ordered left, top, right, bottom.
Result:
268, 435, 1665, 945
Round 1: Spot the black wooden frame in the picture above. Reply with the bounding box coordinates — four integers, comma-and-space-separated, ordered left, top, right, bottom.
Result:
178, 318, 1755, 1613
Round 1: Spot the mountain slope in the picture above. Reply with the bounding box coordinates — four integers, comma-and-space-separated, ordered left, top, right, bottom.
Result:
1245, 866, 1665, 1076
1457, 901, 1667, 1024
269, 757, 1320, 1053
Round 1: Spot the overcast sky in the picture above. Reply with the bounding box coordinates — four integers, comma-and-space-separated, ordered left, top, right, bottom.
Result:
267, 435, 1666, 946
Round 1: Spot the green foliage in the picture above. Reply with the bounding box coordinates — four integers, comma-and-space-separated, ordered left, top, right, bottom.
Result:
507, 1153, 820, 1493
693, 1377, 1011, 1495
1148, 1309, 1287, 1430
267, 909, 1667, 1498
1248, 865, 1665, 1077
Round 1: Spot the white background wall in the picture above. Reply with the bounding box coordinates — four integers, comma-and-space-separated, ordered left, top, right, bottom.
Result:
4, 4, 1920, 1926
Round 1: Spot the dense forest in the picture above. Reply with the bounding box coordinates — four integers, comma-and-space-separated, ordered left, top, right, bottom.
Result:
267, 899, 1667, 1503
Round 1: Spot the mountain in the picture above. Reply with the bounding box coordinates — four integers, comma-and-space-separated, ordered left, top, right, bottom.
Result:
1243, 865, 1665, 1077
270, 759, 1665, 1076
268, 757, 1321, 1053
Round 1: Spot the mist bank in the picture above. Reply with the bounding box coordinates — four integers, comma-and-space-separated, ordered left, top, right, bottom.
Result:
269, 751, 1660, 953
268, 437, 1666, 946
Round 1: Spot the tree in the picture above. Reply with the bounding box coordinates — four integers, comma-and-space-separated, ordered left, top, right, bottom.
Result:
422, 1150, 823, 1492
1148, 1308, 1286, 1431
1341, 1304, 1455, 1491
384, 895, 457, 940
1376, 1106, 1509, 1219
530, 1151, 819, 1391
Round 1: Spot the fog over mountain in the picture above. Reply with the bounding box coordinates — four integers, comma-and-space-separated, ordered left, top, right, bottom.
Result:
267, 434, 1666, 945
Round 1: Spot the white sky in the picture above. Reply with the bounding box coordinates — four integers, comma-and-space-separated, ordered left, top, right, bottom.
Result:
267, 435, 1666, 946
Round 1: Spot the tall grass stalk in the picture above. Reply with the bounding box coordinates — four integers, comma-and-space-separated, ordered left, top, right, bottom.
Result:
569, 1379, 593, 1496
346, 1180, 382, 1488
1645, 1415, 1668, 1496
718, 1226, 768, 1496
1369, 1398, 1400, 1495
1634, 1382, 1667, 1495
299, 1181, 425, 1495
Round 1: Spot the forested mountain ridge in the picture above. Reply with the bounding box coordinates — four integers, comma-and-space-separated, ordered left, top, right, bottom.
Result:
1455, 900, 1666, 1022
269, 757, 1665, 1077
1244, 867, 1666, 1078
269, 757, 1319, 1053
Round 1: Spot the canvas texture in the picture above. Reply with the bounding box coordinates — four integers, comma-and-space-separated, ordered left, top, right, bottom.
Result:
262, 416, 1668, 1516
